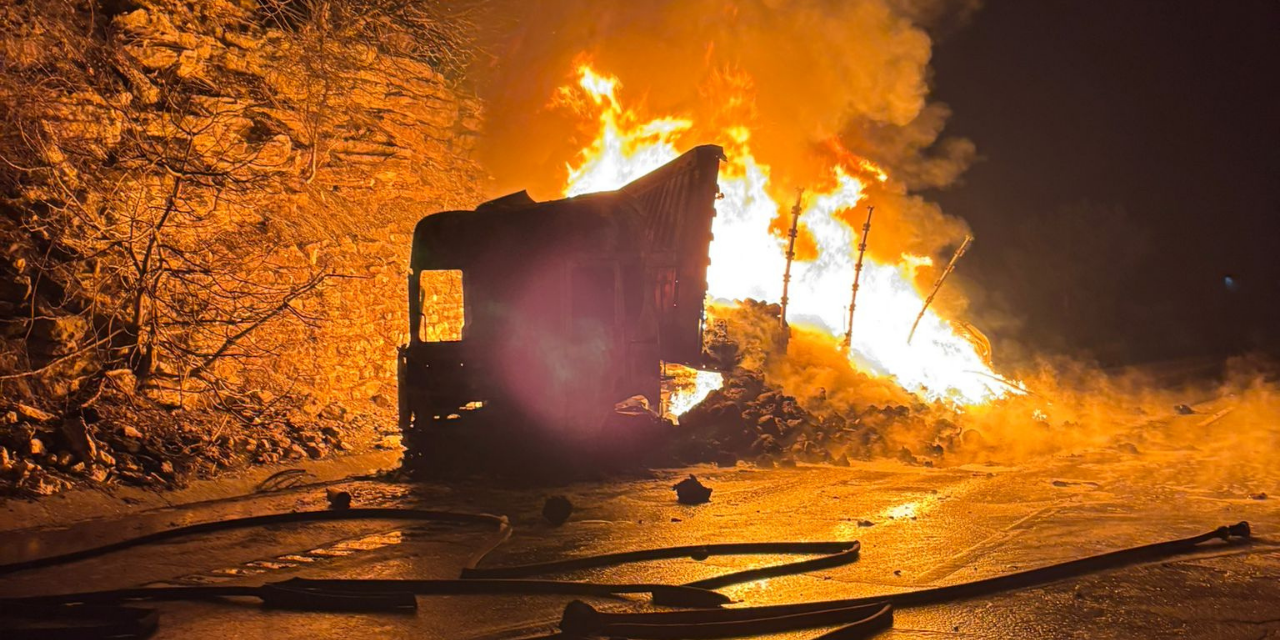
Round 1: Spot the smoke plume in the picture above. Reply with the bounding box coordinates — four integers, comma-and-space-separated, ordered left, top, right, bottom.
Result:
474, 0, 977, 228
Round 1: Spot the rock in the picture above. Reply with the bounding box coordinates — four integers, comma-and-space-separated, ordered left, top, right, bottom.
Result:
120, 425, 144, 439
832, 453, 850, 467
713, 451, 738, 468
542, 495, 573, 526
87, 464, 108, 482
16, 403, 55, 423
5, 411, 17, 424
1250, 492, 1268, 501
159, 460, 175, 476
326, 487, 353, 510
857, 519, 875, 527
320, 403, 347, 420
303, 442, 326, 459
249, 389, 276, 405
286, 443, 306, 459
1174, 404, 1196, 415
29, 474, 61, 496
751, 434, 779, 455
29, 438, 46, 456
673, 475, 712, 505
376, 434, 402, 450
61, 417, 99, 461
96, 450, 116, 467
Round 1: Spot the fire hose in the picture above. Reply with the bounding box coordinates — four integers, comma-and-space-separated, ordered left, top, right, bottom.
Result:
0, 506, 1253, 640
0, 507, 855, 636
552, 521, 1253, 639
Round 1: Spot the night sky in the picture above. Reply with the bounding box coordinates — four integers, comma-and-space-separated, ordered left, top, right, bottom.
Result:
928, 0, 1279, 366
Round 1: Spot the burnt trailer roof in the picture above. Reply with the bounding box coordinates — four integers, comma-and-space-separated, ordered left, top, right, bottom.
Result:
410, 189, 647, 271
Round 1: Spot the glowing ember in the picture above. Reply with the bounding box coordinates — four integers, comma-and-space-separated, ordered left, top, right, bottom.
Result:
562, 64, 1021, 407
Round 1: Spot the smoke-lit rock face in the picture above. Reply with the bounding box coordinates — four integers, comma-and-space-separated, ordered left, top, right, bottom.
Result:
0, 0, 483, 495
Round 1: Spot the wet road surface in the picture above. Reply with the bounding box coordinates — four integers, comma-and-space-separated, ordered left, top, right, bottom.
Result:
2, 405, 1278, 639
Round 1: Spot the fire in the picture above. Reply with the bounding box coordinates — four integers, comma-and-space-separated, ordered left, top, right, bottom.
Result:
561, 64, 1021, 408
663, 364, 725, 418
561, 66, 692, 197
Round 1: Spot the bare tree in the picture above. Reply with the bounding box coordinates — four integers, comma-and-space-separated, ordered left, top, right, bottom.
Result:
0, 2, 329, 410
0, 0, 485, 416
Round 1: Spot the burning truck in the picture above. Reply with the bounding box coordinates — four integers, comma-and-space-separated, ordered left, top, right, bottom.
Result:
398, 145, 729, 472
397, 64, 1024, 474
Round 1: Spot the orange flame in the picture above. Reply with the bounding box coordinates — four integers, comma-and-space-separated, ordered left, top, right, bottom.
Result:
561, 64, 1021, 408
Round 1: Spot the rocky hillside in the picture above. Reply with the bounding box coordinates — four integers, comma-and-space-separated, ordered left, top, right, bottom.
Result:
0, 0, 485, 495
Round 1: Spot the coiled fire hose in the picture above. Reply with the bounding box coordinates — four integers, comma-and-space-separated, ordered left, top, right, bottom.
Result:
0, 507, 856, 637
0, 506, 1254, 640
551, 521, 1254, 640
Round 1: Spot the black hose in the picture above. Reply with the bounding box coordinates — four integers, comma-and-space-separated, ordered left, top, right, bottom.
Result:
3, 604, 160, 640
0, 508, 511, 576
558, 522, 1252, 638
683, 544, 860, 590
462, 541, 857, 579
279, 577, 730, 607
574, 601, 893, 640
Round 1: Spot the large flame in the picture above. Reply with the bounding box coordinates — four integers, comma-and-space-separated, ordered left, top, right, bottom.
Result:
561, 64, 1019, 408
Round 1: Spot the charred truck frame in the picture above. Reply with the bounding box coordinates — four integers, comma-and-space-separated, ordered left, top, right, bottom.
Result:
399, 145, 724, 469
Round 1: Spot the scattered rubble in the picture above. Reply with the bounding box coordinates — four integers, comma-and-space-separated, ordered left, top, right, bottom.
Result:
0, 390, 388, 498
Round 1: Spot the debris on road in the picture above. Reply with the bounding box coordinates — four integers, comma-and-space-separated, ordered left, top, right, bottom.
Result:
542, 495, 573, 526
674, 475, 713, 504
326, 487, 353, 510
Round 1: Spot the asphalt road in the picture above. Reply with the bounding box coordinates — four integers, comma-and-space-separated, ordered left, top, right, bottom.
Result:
2, 405, 1278, 639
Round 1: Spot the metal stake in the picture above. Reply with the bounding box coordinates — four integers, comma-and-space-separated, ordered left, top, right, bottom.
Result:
843, 205, 874, 349
779, 189, 804, 329
907, 235, 973, 344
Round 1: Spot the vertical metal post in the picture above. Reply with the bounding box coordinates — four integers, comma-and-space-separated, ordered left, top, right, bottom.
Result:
908, 234, 973, 344
844, 205, 874, 349
779, 189, 804, 329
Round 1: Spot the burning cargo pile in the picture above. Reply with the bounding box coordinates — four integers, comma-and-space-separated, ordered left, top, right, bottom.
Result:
672, 300, 983, 469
